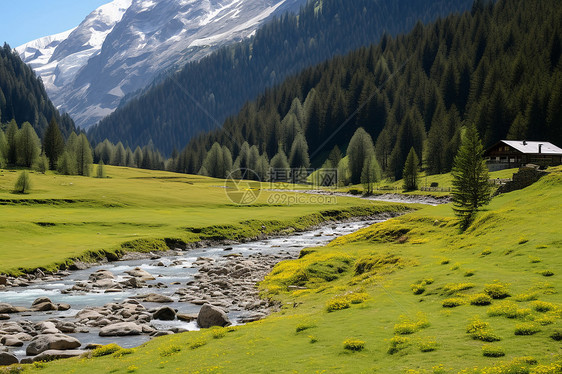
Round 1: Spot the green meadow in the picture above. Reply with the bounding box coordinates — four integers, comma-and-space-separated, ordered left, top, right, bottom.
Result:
16, 168, 562, 373
0, 166, 407, 275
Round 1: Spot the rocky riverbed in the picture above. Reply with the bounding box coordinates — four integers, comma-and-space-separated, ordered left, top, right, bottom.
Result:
0, 218, 388, 365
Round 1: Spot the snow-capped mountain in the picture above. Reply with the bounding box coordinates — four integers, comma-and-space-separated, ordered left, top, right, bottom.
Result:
16, 0, 304, 129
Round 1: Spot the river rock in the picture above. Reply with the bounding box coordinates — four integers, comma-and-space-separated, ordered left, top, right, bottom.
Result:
36, 321, 60, 334
153, 306, 176, 321
125, 267, 155, 281
89, 269, 115, 281
0, 303, 25, 314
0, 276, 7, 286
32, 297, 52, 306
0, 352, 18, 366
197, 304, 230, 328
120, 277, 144, 288
32, 349, 86, 362
177, 313, 197, 322
69, 261, 89, 270
99, 322, 142, 337
0, 322, 24, 333
57, 303, 71, 311
26, 334, 81, 355
94, 279, 115, 288
1, 337, 23, 347
0, 315, 9, 321
139, 293, 173, 303
75, 309, 103, 320
31, 302, 58, 312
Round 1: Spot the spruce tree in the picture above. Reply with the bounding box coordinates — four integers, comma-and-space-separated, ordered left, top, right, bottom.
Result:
112, 142, 126, 166
288, 133, 310, 169
347, 127, 376, 184
57, 151, 77, 175
451, 125, 491, 231
0, 130, 7, 168
402, 147, 420, 191
75, 134, 93, 176
327, 145, 342, 170
200, 143, 224, 178
270, 146, 290, 182
43, 117, 65, 170
222, 146, 233, 177
16, 122, 41, 167
134, 146, 143, 167
35, 153, 49, 174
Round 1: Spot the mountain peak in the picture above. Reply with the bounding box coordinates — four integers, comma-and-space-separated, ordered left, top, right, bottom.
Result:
17, 0, 304, 129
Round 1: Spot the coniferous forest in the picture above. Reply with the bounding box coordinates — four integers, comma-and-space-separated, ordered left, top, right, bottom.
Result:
168, 0, 562, 181
0, 44, 75, 138
88, 0, 474, 154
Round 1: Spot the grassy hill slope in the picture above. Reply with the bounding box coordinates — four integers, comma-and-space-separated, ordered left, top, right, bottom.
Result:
21, 167, 562, 373
0, 166, 408, 276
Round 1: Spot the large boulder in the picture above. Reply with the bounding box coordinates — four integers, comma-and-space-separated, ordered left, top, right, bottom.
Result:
0, 303, 25, 314
32, 297, 52, 306
32, 349, 85, 362
125, 267, 155, 281
99, 322, 142, 337
197, 304, 230, 328
0, 352, 18, 366
153, 307, 176, 321
31, 302, 58, 312
26, 334, 81, 356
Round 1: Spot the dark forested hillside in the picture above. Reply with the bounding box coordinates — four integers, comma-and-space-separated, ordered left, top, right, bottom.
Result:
88, 0, 473, 154
0, 44, 75, 138
176, 0, 562, 180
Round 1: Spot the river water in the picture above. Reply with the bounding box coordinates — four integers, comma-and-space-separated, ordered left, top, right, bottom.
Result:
0, 219, 382, 359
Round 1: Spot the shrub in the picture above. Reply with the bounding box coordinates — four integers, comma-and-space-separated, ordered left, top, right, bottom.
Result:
482, 344, 505, 357
550, 329, 562, 341
484, 283, 510, 299
515, 293, 539, 302
442, 298, 465, 308
531, 301, 557, 313
92, 344, 122, 357
514, 323, 541, 335
419, 339, 438, 352
13, 171, 31, 194
387, 336, 410, 355
443, 283, 474, 295
127, 366, 139, 373
347, 292, 368, 304
326, 296, 350, 312
481, 248, 492, 256
211, 327, 227, 339
471, 329, 502, 342
188, 339, 207, 350
309, 336, 318, 344
518, 237, 529, 244
394, 322, 419, 335
296, 323, 316, 333
466, 319, 489, 333
487, 301, 518, 318
411, 283, 426, 295
159, 345, 182, 356
515, 308, 533, 320
470, 293, 493, 306
440, 259, 450, 265
343, 338, 365, 351
113, 348, 134, 358
539, 270, 555, 277
464, 270, 475, 277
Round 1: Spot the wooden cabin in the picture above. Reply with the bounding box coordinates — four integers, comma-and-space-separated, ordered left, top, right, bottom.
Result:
485, 140, 562, 171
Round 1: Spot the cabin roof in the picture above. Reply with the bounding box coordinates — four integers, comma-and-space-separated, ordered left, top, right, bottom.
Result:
489, 140, 562, 155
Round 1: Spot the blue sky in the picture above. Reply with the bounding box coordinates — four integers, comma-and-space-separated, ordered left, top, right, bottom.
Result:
0, 0, 112, 47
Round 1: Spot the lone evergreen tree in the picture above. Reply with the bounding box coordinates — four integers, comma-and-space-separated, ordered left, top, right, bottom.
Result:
451, 125, 492, 231
347, 127, 376, 184
96, 160, 106, 178
43, 117, 65, 170
75, 134, 93, 176
402, 147, 420, 191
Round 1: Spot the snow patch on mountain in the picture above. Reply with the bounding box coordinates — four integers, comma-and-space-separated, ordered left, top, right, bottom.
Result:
16, 0, 304, 129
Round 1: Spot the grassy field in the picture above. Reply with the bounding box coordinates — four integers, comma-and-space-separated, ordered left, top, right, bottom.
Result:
0, 166, 408, 275
18, 167, 562, 373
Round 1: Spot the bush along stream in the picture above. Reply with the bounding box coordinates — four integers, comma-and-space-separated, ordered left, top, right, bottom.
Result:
0, 215, 401, 364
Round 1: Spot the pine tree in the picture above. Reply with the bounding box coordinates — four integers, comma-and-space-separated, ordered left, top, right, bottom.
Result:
16, 122, 41, 167
112, 142, 126, 166
0, 130, 7, 168
347, 127, 376, 184
13, 171, 31, 194
451, 125, 491, 231
75, 134, 93, 176
65, 132, 79, 155
402, 147, 420, 191
200, 143, 224, 178
288, 133, 310, 169
43, 117, 65, 170
222, 146, 233, 177
327, 145, 342, 170
270, 146, 290, 182
134, 146, 143, 168
361, 155, 382, 194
